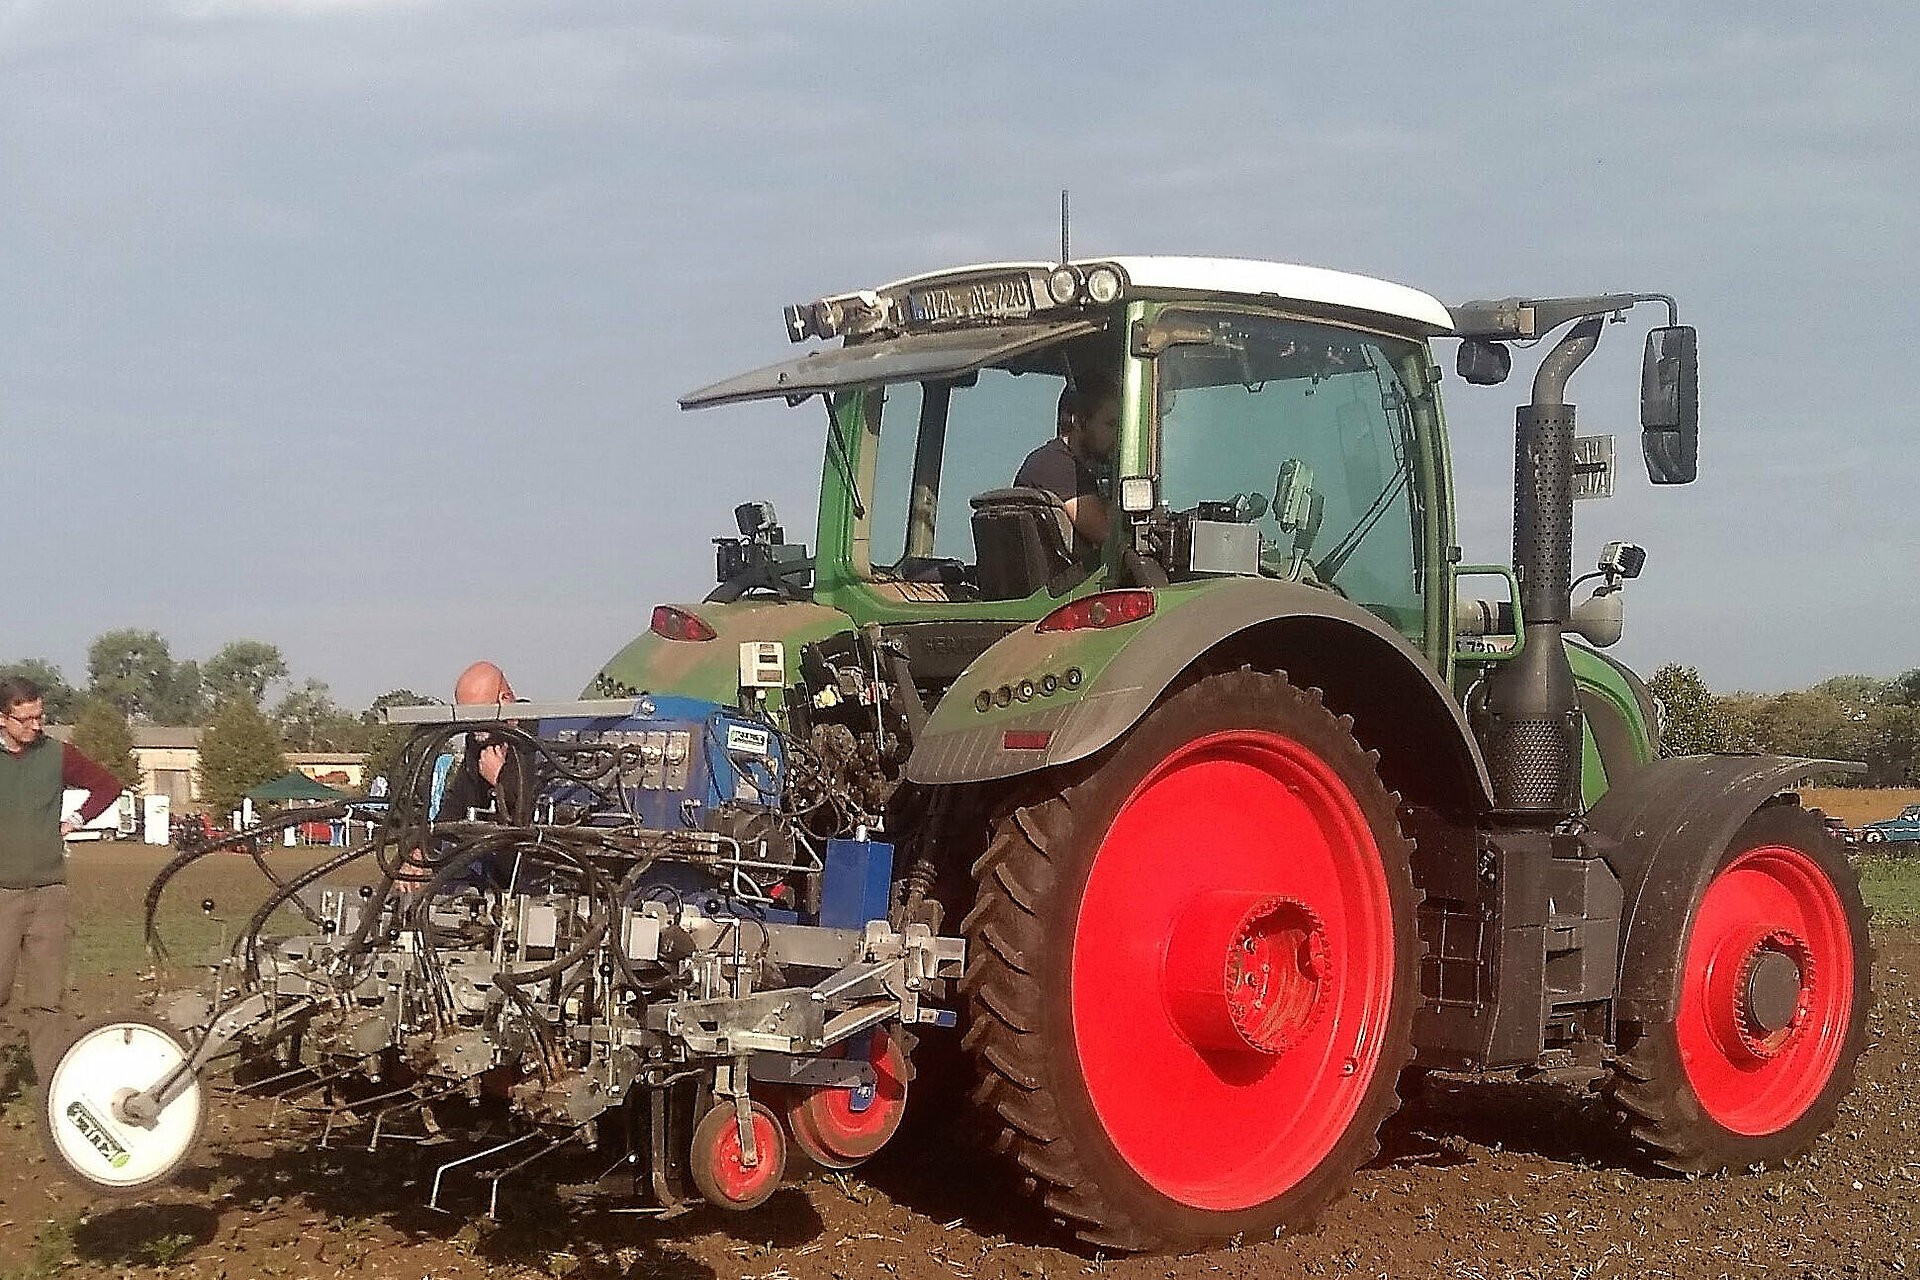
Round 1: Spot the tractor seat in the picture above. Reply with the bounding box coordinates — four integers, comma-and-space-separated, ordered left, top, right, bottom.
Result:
970, 487, 1085, 601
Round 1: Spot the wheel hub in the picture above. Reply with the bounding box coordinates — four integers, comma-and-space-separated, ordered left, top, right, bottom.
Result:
1164, 891, 1331, 1056
1705, 926, 1814, 1063
1731, 930, 1814, 1058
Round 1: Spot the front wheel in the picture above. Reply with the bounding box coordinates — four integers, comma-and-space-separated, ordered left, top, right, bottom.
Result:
1608, 803, 1872, 1170
960, 669, 1418, 1252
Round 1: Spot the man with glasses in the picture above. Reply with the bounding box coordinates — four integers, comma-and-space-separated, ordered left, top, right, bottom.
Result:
0, 675, 123, 1086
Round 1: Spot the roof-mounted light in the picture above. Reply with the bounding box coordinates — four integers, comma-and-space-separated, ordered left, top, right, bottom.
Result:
782, 291, 885, 344
1047, 265, 1082, 306
1084, 264, 1124, 305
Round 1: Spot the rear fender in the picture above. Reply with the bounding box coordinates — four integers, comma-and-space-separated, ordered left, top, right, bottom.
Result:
904, 577, 1493, 813
1584, 753, 1864, 1023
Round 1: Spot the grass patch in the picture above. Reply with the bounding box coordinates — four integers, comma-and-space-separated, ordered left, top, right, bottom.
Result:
2, 1215, 80, 1280
1860, 855, 1920, 928
64, 844, 377, 981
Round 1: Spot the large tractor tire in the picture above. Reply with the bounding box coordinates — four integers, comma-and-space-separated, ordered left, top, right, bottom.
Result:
960, 669, 1419, 1252
1608, 803, 1871, 1171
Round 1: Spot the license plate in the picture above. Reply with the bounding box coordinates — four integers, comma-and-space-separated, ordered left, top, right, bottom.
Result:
908, 274, 1034, 324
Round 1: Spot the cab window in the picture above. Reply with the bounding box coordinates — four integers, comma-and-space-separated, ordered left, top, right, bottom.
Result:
862, 333, 1119, 583
1155, 310, 1432, 641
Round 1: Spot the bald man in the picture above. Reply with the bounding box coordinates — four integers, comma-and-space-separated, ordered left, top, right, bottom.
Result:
400, 662, 531, 892
452, 661, 516, 793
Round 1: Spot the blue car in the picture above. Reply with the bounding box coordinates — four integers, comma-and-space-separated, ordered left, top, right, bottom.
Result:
1860, 803, 1920, 850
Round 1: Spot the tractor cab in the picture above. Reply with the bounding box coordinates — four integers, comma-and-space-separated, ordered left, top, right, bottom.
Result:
679, 257, 1459, 665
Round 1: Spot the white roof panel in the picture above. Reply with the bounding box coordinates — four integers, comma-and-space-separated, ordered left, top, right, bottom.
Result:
1105, 256, 1454, 333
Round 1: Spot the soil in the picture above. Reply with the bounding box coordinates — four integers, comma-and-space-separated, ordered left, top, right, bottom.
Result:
1, 850, 1909, 1279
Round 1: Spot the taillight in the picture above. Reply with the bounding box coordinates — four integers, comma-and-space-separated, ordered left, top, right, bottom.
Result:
651, 606, 717, 642
1035, 590, 1156, 634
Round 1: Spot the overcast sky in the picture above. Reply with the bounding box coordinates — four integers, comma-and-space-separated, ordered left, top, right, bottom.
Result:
4, 2, 1914, 710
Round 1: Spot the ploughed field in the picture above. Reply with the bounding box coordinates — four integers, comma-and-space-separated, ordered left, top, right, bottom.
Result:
1, 822, 1912, 1280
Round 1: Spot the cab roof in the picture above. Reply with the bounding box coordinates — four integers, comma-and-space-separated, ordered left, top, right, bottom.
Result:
877, 255, 1456, 334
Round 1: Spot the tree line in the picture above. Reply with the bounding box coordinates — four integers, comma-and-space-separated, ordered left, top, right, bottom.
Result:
1, 630, 432, 818
1649, 665, 1920, 786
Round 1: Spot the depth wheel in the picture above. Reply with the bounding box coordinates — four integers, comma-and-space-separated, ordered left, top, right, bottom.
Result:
961, 668, 1418, 1252
1609, 804, 1872, 1170
783, 1027, 912, 1169
689, 1100, 787, 1211
38, 1014, 206, 1196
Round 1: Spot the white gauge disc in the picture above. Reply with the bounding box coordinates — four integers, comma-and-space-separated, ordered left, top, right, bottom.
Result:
42, 1018, 203, 1192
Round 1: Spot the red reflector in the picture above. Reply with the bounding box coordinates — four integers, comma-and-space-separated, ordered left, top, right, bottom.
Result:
1035, 589, 1156, 634
1002, 730, 1052, 752
651, 605, 717, 642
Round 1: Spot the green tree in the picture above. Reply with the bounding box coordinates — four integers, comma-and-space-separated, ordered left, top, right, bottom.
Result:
273, 679, 366, 752
361, 689, 437, 790
150, 659, 205, 726
87, 629, 176, 720
202, 640, 289, 709
72, 696, 140, 791
197, 698, 288, 818
1648, 663, 1743, 755
0, 659, 78, 722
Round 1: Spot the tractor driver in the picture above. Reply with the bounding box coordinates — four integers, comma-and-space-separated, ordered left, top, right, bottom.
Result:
1014, 372, 1120, 559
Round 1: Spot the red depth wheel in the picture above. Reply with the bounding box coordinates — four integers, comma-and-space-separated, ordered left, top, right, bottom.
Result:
1676, 845, 1857, 1135
1071, 728, 1399, 1212
689, 1100, 787, 1211
783, 1027, 911, 1169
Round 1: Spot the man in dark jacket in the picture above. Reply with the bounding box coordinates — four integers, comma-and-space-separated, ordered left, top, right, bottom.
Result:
1014, 372, 1121, 559
0, 675, 123, 1081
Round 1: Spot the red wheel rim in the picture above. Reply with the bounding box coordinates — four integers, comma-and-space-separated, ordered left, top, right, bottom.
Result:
695, 1104, 784, 1206
1677, 845, 1856, 1135
1070, 729, 1397, 1211
785, 1028, 910, 1167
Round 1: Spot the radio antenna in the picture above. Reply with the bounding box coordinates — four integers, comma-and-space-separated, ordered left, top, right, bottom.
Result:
1060, 188, 1070, 264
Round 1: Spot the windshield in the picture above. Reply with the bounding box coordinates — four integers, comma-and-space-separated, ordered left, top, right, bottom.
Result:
1155, 310, 1434, 639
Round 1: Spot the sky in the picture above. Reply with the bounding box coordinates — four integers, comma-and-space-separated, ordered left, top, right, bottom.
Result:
3, 2, 1915, 710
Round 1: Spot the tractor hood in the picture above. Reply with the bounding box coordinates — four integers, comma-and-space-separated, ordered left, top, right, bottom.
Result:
586, 600, 851, 706
679, 319, 1102, 410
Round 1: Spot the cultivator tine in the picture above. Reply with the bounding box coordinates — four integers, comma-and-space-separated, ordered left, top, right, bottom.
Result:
227, 1062, 320, 1097
319, 1079, 430, 1146
429, 1132, 539, 1214
486, 1127, 582, 1220
267, 1062, 370, 1129
368, 1080, 469, 1151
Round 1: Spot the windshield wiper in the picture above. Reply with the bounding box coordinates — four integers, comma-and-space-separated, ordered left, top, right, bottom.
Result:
822, 397, 866, 519
1315, 469, 1409, 583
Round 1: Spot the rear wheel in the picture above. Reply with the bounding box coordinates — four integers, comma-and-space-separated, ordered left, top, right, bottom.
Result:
960, 669, 1418, 1252
1608, 804, 1871, 1170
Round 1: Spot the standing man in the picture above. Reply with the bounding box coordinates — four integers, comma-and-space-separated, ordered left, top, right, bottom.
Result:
0, 675, 123, 1083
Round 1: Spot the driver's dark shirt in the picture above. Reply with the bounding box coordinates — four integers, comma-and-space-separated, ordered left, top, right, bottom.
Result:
1015, 437, 1103, 558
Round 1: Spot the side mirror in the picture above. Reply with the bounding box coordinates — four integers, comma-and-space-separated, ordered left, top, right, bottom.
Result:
1640, 326, 1698, 484
1456, 338, 1512, 386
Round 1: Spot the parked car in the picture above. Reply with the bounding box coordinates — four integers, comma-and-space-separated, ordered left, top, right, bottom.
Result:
1860, 803, 1920, 852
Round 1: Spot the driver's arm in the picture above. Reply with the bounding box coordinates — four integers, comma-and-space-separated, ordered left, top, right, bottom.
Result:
1060, 492, 1110, 546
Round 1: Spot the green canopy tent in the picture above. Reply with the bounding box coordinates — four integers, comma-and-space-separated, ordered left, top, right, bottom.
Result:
246, 772, 349, 803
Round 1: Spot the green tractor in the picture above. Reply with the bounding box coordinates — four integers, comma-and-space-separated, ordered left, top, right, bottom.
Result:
590, 257, 1870, 1251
